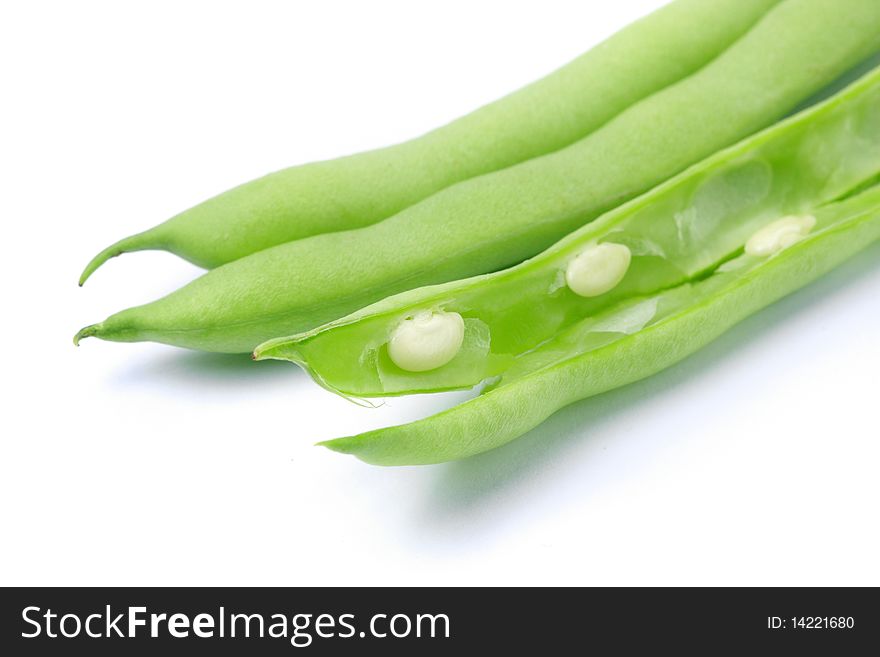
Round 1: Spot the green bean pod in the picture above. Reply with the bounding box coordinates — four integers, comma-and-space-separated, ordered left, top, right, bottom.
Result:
75, 0, 880, 353
320, 184, 880, 465
255, 65, 880, 395
79, 0, 782, 284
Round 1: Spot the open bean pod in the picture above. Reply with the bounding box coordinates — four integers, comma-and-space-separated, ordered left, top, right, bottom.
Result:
255, 66, 880, 400
320, 183, 880, 465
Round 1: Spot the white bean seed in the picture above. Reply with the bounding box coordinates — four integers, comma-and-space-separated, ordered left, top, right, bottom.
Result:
745, 214, 816, 257
565, 243, 632, 297
388, 310, 465, 372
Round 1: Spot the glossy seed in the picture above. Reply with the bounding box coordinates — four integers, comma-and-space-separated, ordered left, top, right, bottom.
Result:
388, 311, 465, 372
565, 243, 632, 297
745, 214, 817, 257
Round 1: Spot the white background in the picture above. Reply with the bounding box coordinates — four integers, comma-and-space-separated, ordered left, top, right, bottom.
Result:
1, 0, 878, 586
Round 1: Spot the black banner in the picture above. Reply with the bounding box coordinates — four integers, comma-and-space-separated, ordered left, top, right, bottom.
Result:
1, 587, 876, 654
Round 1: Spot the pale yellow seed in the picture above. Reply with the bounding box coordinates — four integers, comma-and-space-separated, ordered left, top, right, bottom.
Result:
388, 310, 465, 372
745, 214, 816, 257
565, 243, 632, 297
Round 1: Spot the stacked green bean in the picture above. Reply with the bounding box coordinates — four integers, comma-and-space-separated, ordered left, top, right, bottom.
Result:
77, 0, 880, 353
76, 0, 880, 465
80, 0, 781, 283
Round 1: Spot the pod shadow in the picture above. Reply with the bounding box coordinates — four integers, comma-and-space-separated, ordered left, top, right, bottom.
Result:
417, 239, 880, 528
109, 349, 300, 391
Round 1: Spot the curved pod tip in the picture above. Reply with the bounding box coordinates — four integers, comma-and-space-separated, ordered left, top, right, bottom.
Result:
79, 244, 125, 286
73, 325, 99, 346
78, 231, 160, 286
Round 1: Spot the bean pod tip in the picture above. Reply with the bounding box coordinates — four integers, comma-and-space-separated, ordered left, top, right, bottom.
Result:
73, 325, 99, 346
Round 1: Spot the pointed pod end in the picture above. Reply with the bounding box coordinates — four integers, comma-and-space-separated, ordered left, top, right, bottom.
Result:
77, 264, 92, 287
251, 337, 293, 362
78, 230, 159, 286
78, 251, 115, 287
316, 435, 401, 467
73, 324, 99, 346
316, 437, 355, 455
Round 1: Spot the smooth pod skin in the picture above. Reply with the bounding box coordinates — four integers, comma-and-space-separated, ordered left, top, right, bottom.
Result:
254, 66, 880, 394
320, 186, 880, 466
78, 0, 782, 283
76, 0, 880, 353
